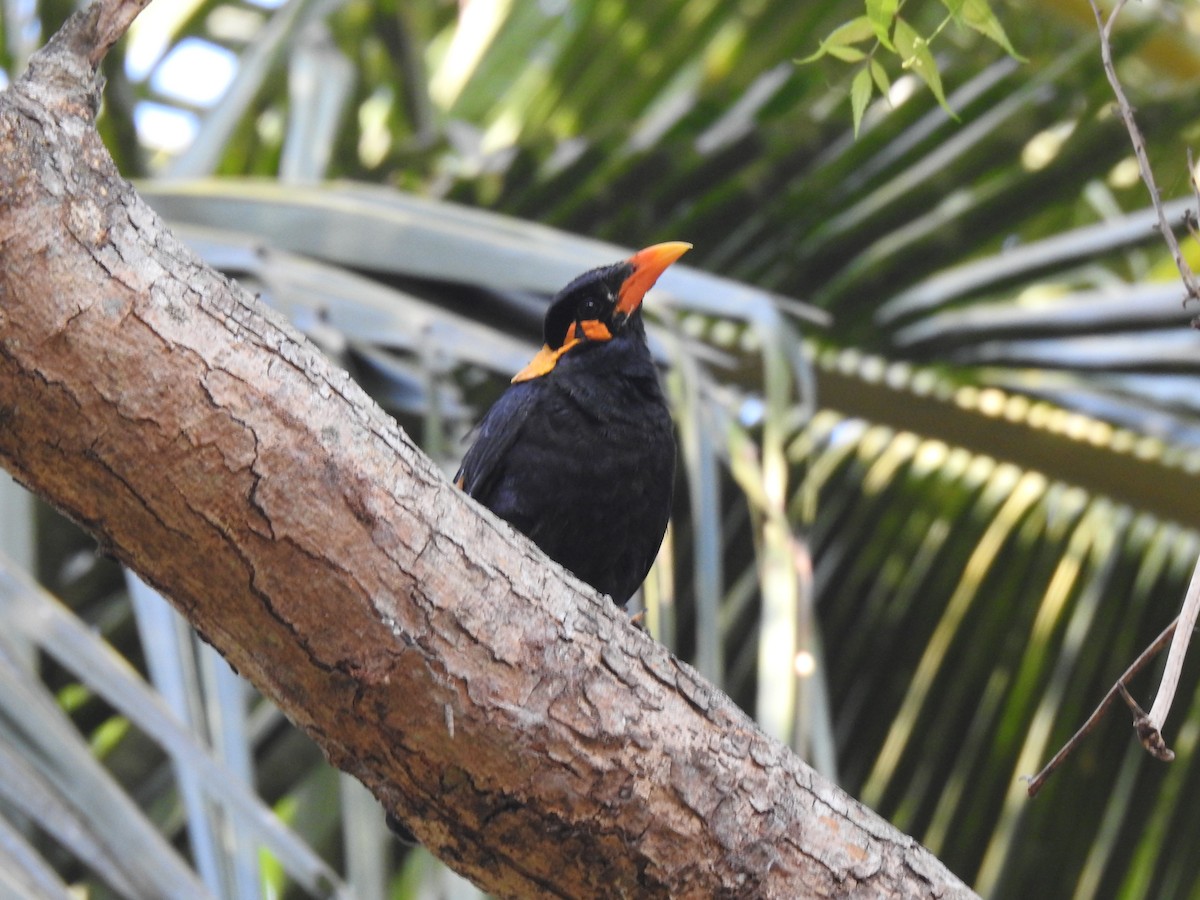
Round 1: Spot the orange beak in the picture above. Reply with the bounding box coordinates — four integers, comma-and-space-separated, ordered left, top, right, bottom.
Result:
616, 241, 692, 318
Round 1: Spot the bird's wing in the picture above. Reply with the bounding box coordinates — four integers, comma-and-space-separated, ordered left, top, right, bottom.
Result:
454, 383, 539, 502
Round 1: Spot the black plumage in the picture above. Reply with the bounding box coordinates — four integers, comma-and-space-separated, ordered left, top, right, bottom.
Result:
455, 243, 689, 606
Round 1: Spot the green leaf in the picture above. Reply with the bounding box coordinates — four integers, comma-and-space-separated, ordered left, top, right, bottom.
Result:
893, 18, 958, 120
869, 57, 892, 98
797, 16, 877, 64
956, 0, 1026, 60
829, 45, 867, 63
851, 66, 874, 138
865, 0, 899, 50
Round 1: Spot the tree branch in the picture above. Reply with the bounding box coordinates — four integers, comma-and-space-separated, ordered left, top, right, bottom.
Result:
1026, 616, 1177, 797
1030, 0, 1200, 794
0, 1, 976, 896
1057, 0, 1200, 772
1088, 0, 1200, 303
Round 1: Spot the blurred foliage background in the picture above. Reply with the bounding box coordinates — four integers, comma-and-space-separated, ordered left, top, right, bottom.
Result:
3, 0, 1200, 897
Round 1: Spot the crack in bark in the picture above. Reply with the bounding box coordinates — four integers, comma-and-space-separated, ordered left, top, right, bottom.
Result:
235, 540, 337, 676
78, 442, 189, 543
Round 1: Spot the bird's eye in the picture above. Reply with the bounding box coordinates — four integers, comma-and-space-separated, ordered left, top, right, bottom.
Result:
579, 297, 602, 320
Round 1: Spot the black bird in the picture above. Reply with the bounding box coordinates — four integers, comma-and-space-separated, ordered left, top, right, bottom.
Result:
388, 244, 688, 842
455, 242, 690, 606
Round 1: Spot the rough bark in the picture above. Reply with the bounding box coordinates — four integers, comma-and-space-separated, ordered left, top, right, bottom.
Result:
0, 2, 978, 898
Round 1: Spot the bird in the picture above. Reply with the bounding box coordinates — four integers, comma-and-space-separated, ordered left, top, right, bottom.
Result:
455, 241, 690, 607
386, 243, 689, 845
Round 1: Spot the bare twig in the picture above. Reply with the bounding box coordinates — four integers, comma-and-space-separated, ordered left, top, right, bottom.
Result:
1026, 616, 1178, 796
1117, 682, 1175, 761
1144, 554, 1200, 738
1187, 148, 1200, 245
1192, 147, 1200, 213
1087, 0, 1200, 304
1087, 0, 1200, 764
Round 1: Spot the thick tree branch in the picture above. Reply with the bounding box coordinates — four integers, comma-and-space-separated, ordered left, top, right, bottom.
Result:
0, 2, 975, 897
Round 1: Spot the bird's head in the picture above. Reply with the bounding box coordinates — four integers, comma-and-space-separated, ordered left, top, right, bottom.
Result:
511, 241, 691, 383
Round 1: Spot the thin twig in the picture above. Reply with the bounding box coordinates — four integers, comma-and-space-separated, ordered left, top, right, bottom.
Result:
1187, 148, 1200, 245
1026, 616, 1177, 797
1192, 146, 1200, 216
1082, 0, 1200, 767
1145, 554, 1200, 736
1117, 682, 1175, 762
1087, 0, 1200, 304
